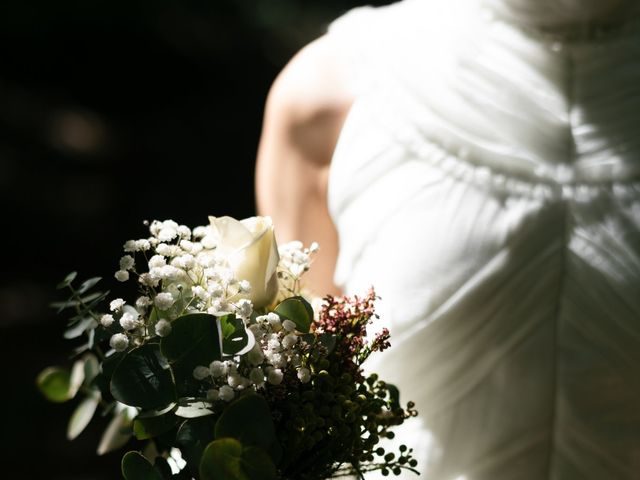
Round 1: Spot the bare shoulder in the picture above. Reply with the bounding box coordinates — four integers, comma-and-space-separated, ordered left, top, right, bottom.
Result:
256, 34, 353, 295
261, 33, 355, 166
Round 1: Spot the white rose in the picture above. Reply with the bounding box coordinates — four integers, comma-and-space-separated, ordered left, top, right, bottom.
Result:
208, 215, 280, 308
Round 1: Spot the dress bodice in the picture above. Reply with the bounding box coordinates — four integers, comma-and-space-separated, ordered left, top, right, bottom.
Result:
326, 1, 640, 478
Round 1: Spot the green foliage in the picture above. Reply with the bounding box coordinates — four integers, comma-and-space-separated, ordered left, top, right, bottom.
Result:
121, 451, 164, 480
133, 408, 180, 440
36, 367, 73, 403
199, 438, 277, 480
215, 394, 277, 452
67, 394, 100, 440
176, 416, 217, 476
274, 296, 314, 333
220, 314, 254, 355
110, 344, 176, 409
160, 313, 221, 395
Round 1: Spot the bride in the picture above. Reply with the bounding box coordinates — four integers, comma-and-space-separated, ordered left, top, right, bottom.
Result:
255, 0, 640, 478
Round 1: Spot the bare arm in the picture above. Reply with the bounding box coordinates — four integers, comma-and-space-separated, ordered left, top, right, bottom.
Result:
256, 35, 354, 296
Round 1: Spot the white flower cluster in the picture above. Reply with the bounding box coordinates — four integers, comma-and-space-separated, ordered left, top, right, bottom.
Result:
100, 219, 257, 351
97, 217, 318, 364
191, 312, 311, 403
277, 241, 318, 296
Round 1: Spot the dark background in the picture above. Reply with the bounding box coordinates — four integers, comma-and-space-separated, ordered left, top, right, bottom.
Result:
0, 1, 389, 477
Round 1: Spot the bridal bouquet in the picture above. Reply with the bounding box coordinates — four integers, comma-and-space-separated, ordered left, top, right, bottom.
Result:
37, 216, 418, 479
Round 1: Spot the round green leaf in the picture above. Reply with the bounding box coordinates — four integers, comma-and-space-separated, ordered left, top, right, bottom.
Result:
220, 315, 254, 356
160, 313, 222, 395
121, 451, 163, 480
133, 410, 179, 440
215, 394, 276, 451
67, 394, 100, 440
36, 367, 72, 403
110, 344, 176, 409
176, 416, 217, 476
274, 296, 314, 333
199, 438, 276, 480
176, 399, 215, 419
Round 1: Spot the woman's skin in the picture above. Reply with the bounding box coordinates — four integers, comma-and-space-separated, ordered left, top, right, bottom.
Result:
256, 34, 355, 296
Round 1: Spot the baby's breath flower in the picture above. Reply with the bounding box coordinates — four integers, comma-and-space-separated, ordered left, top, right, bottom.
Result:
193, 366, 210, 381
155, 244, 173, 257
110, 333, 129, 352
134, 239, 151, 251
100, 314, 114, 328
109, 298, 125, 312
206, 389, 219, 401
297, 367, 311, 383
267, 368, 283, 385
155, 292, 175, 310
235, 299, 253, 320
309, 242, 319, 253
208, 299, 231, 316
238, 280, 251, 294
123, 240, 137, 252
209, 360, 226, 377
177, 225, 191, 239
139, 272, 160, 287
149, 220, 162, 236
114, 270, 129, 282
249, 367, 264, 386
119, 255, 135, 271
192, 226, 207, 238
201, 234, 217, 249
148, 255, 166, 269
268, 352, 287, 369
155, 319, 172, 337
282, 333, 298, 349
192, 286, 209, 301
227, 374, 244, 389
282, 319, 296, 332
247, 345, 265, 365
218, 385, 235, 401
135, 296, 152, 309
172, 254, 195, 270
119, 312, 138, 331
158, 220, 179, 242
265, 312, 282, 331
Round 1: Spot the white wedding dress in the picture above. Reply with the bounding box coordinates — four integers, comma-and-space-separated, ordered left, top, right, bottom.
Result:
326, 0, 640, 478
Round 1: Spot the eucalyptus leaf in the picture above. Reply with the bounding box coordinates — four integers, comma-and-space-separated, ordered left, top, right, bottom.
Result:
121, 451, 164, 480
274, 296, 314, 333
214, 394, 276, 451
69, 358, 86, 398
56, 271, 77, 289
160, 313, 221, 395
83, 353, 100, 384
133, 411, 179, 440
77, 276, 102, 295
176, 416, 217, 476
36, 367, 72, 403
110, 344, 176, 409
67, 394, 100, 440
175, 400, 214, 419
220, 315, 254, 356
64, 316, 97, 339
79, 291, 106, 304
97, 409, 133, 455
199, 438, 276, 480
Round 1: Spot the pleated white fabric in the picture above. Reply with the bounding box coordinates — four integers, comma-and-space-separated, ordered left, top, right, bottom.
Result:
326, 0, 640, 478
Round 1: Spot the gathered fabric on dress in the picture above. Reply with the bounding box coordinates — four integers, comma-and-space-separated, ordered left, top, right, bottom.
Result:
326, 0, 640, 478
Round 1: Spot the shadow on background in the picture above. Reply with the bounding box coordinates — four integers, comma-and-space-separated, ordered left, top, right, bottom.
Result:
0, 0, 389, 477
